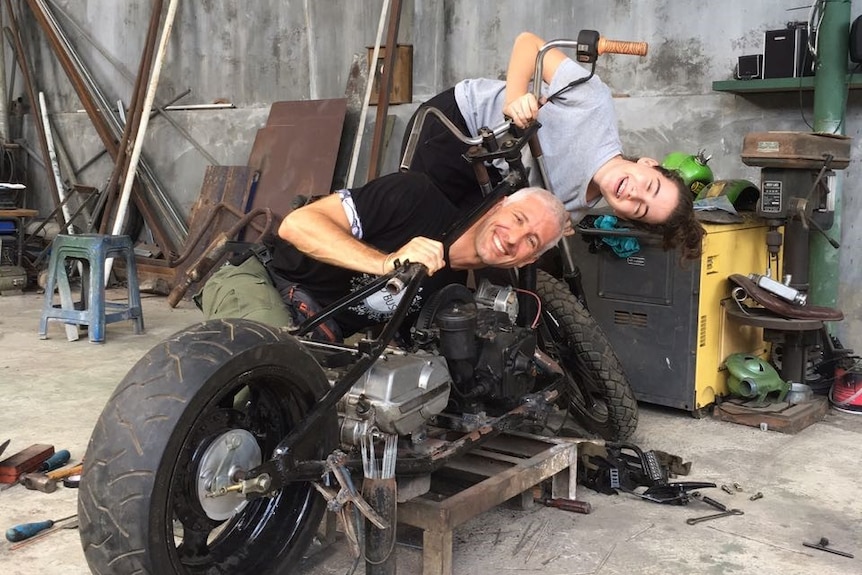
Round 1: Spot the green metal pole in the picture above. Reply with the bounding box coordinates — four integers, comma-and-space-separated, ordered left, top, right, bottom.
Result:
810, 0, 851, 311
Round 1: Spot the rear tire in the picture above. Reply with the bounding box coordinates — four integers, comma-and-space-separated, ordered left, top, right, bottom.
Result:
78, 318, 337, 574
535, 270, 638, 440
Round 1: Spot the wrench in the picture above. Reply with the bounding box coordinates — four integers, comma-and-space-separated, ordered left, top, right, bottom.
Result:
686, 509, 744, 525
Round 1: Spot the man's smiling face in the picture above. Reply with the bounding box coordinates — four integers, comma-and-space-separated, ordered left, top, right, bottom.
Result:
473, 198, 560, 267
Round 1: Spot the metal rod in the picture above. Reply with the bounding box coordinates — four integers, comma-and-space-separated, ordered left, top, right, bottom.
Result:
4, 0, 65, 229
346, 0, 390, 187
100, 0, 163, 234
107, 0, 180, 281
38, 92, 73, 233
29, 0, 187, 252
366, 0, 402, 181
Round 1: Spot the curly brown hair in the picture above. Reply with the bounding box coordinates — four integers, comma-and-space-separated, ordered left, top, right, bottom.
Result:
625, 166, 705, 261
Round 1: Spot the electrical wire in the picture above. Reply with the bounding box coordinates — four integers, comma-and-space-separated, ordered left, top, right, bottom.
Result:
515, 288, 543, 328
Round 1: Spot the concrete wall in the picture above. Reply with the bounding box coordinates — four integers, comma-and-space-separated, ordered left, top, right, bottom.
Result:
11, 0, 862, 347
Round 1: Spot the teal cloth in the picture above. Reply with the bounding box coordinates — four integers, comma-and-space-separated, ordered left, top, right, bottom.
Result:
593, 215, 640, 258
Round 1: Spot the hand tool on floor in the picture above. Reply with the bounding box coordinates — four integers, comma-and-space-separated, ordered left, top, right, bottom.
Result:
686, 509, 744, 525
691, 491, 732, 512
6, 514, 77, 542
0, 444, 54, 485
803, 537, 854, 558
8, 517, 79, 551
534, 497, 593, 514
19, 463, 83, 493
37, 450, 70, 472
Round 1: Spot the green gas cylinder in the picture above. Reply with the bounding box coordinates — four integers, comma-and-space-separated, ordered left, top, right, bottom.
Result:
661, 150, 714, 195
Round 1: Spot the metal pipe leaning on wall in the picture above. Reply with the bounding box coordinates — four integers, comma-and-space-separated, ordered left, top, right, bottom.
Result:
25, 0, 187, 254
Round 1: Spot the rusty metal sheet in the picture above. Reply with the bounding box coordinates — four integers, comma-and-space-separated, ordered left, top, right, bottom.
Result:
247, 99, 347, 220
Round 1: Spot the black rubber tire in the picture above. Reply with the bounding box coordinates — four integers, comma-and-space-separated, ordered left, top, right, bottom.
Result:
78, 318, 337, 575
535, 270, 638, 441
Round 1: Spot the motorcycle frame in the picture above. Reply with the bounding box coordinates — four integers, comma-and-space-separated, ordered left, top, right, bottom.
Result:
251, 37, 613, 489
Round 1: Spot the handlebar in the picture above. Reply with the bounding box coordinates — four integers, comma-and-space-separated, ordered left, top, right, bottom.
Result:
598, 37, 649, 57
401, 30, 648, 173
531, 31, 648, 100
400, 106, 512, 172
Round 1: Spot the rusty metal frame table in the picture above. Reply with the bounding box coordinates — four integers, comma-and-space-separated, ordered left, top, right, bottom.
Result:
397, 433, 600, 575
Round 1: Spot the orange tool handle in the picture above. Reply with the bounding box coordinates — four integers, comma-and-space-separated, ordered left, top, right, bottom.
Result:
47, 463, 83, 480
597, 37, 648, 57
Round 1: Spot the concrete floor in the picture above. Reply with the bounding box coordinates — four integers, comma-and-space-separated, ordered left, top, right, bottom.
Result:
1, 289, 860, 575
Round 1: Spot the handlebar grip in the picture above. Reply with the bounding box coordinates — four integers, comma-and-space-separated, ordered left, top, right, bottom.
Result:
597, 38, 648, 57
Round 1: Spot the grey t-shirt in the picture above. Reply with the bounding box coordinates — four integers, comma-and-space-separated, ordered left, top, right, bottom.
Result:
454, 58, 622, 223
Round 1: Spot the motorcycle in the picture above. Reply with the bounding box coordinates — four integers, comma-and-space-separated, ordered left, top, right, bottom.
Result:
78, 31, 645, 574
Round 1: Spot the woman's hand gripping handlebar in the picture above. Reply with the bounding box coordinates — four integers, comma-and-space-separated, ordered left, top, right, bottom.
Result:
504, 31, 648, 129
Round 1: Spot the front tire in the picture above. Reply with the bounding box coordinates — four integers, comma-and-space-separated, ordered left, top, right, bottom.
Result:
78, 318, 337, 574
535, 270, 638, 440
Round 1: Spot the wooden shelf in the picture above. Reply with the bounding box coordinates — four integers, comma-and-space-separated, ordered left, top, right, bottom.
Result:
712, 74, 862, 94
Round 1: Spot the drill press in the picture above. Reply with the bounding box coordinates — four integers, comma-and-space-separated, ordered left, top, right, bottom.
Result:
726, 131, 850, 388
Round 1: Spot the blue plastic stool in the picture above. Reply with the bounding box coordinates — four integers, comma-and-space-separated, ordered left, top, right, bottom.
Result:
38, 234, 145, 343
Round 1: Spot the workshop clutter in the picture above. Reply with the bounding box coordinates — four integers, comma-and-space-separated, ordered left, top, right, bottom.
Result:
0, 440, 81, 550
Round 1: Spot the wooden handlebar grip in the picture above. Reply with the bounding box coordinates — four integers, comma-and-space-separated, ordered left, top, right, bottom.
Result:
597, 38, 648, 57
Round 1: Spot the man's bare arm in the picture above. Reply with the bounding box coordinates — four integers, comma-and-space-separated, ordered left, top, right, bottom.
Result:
278, 193, 446, 275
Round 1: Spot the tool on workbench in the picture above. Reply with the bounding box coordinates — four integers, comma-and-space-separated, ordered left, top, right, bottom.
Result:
0, 444, 54, 484
37, 450, 70, 472
6, 514, 77, 542
802, 537, 854, 558
19, 463, 83, 493
534, 498, 592, 514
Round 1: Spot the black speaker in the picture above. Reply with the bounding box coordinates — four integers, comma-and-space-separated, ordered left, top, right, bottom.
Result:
736, 54, 763, 79
763, 24, 815, 79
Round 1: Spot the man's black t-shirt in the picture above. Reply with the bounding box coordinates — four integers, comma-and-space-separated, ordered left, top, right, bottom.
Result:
267, 172, 469, 336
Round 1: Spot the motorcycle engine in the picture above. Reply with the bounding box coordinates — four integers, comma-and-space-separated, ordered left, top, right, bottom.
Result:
336, 280, 538, 445
338, 351, 451, 445
417, 281, 538, 413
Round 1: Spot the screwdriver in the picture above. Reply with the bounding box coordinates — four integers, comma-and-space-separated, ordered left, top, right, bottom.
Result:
37, 450, 71, 472
6, 514, 77, 542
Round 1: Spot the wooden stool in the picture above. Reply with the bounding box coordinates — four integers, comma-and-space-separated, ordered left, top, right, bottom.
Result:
38, 234, 145, 343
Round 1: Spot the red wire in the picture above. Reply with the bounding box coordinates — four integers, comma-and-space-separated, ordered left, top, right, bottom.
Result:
515, 288, 542, 329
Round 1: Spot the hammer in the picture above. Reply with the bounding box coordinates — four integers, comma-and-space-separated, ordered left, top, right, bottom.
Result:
20, 463, 83, 493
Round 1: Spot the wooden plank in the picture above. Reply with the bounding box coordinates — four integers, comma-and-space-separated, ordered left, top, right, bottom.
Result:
713, 396, 829, 434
